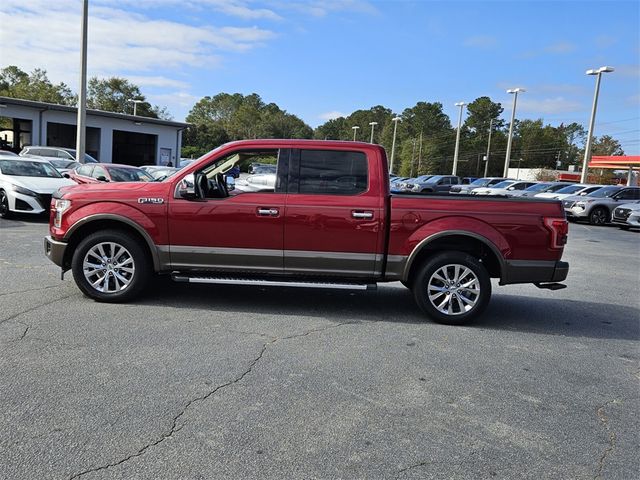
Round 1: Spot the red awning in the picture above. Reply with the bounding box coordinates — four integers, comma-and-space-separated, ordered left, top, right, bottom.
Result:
589, 156, 640, 169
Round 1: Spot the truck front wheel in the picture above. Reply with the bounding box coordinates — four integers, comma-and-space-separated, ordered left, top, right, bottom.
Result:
412, 252, 491, 325
71, 230, 151, 303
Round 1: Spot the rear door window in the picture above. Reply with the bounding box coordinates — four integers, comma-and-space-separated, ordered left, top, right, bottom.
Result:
296, 150, 368, 195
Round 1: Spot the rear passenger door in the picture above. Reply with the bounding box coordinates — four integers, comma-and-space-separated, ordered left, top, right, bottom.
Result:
283, 148, 384, 278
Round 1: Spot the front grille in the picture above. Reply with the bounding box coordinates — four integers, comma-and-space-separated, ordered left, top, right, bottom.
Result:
613, 208, 631, 220
36, 194, 52, 210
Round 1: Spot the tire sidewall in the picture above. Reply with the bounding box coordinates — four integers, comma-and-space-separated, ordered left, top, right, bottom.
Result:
71, 230, 150, 302
412, 252, 491, 325
0, 190, 12, 219
589, 207, 608, 225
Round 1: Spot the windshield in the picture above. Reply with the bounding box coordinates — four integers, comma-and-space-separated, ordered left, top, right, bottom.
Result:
470, 178, 491, 186
523, 183, 551, 192
555, 184, 585, 194
108, 167, 154, 182
0, 160, 62, 177
48, 159, 77, 169
492, 180, 515, 189
0, 160, 62, 178
587, 186, 621, 198
62, 148, 98, 163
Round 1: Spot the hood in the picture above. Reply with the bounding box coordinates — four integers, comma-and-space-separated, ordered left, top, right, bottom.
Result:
59, 179, 167, 198
8, 175, 76, 193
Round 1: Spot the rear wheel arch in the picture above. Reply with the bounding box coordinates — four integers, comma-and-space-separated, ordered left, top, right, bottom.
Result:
62, 217, 158, 272
403, 232, 504, 287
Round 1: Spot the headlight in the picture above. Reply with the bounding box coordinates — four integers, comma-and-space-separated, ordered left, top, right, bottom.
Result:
11, 185, 37, 196
575, 202, 586, 209
53, 199, 71, 228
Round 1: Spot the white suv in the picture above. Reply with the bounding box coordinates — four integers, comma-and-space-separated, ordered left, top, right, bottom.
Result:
563, 186, 640, 225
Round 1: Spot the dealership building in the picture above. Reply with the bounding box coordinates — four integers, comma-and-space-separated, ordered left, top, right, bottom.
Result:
0, 96, 189, 166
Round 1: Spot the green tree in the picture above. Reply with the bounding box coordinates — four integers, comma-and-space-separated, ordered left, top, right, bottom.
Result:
0, 66, 75, 105
591, 135, 624, 156
87, 77, 171, 119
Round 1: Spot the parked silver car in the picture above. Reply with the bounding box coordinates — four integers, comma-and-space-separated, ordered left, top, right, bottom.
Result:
450, 177, 508, 194
563, 186, 640, 225
612, 203, 640, 230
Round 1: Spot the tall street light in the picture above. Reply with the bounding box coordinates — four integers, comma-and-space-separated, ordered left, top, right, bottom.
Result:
452, 102, 466, 176
128, 99, 144, 116
389, 116, 402, 174
503, 88, 525, 177
75, 0, 88, 164
352, 125, 360, 141
581, 66, 615, 183
484, 119, 493, 177
369, 121, 378, 143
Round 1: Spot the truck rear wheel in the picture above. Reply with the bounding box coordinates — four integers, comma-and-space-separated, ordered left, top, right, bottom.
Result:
71, 230, 151, 303
412, 252, 491, 325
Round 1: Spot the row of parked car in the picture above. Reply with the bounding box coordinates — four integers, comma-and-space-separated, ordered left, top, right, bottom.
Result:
390, 174, 640, 229
0, 147, 184, 219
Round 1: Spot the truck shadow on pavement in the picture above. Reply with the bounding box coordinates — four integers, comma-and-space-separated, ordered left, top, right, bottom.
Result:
141, 280, 639, 341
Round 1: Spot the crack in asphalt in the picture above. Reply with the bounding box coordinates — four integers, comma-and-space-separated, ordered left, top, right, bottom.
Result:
0, 293, 76, 326
0, 284, 62, 298
594, 399, 618, 480
67, 320, 357, 479
395, 460, 433, 479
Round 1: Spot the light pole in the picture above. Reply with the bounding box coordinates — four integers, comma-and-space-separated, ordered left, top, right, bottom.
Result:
580, 66, 614, 183
368, 121, 378, 143
75, 0, 88, 164
484, 119, 493, 177
503, 88, 525, 177
389, 116, 401, 173
452, 102, 466, 175
129, 99, 144, 116
352, 125, 360, 141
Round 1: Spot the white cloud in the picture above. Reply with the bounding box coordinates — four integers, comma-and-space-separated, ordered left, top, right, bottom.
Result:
149, 91, 200, 108
280, 0, 378, 18
319, 111, 347, 121
0, 0, 275, 91
125, 76, 191, 89
516, 97, 583, 115
544, 42, 576, 54
463, 35, 497, 48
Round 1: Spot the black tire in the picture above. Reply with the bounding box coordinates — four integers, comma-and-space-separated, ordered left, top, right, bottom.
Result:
71, 229, 151, 302
412, 252, 491, 325
0, 190, 12, 219
589, 207, 609, 226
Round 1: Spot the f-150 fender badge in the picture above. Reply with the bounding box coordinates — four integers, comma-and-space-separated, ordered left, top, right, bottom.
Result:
138, 198, 165, 204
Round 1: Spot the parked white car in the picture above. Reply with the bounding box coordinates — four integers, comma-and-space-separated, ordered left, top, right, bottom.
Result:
535, 183, 603, 200
235, 173, 276, 192
0, 156, 76, 218
611, 202, 640, 230
471, 180, 536, 196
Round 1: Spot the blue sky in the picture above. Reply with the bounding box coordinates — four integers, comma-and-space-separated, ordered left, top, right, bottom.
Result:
2, 1, 639, 153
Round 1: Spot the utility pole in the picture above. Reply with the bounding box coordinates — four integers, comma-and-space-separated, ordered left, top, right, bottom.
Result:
417, 132, 423, 173
75, 0, 88, 164
410, 138, 417, 177
484, 119, 493, 177
452, 102, 466, 175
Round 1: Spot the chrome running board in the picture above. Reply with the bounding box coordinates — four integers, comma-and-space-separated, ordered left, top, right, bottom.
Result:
171, 274, 377, 291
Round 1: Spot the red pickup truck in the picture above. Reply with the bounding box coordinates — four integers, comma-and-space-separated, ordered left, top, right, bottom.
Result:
44, 140, 569, 324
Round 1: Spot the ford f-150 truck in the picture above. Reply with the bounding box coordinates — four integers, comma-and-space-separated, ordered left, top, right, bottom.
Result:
44, 140, 569, 325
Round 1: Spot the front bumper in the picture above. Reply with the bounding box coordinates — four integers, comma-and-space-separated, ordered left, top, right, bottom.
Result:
500, 260, 569, 285
44, 236, 67, 268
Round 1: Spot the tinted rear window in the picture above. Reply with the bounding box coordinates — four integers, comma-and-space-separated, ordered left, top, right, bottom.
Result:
298, 150, 368, 195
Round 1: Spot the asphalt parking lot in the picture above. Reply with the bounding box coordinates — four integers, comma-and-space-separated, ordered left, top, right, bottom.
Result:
0, 216, 638, 480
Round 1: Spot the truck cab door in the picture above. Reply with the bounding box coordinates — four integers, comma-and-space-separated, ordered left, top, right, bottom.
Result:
166, 149, 289, 273
283, 148, 385, 278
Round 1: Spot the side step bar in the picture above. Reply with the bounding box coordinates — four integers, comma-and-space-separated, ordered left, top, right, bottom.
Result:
171, 274, 377, 291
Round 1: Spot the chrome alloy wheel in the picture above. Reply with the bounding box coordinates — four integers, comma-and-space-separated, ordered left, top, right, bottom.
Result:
427, 263, 480, 316
83, 242, 135, 293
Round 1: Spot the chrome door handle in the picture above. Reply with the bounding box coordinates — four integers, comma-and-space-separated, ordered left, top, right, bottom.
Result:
257, 208, 279, 216
352, 211, 373, 219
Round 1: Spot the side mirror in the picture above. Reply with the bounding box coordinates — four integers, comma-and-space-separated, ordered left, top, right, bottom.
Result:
96, 175, 109, 182
226, 176, 235, 191
63, 173, 70, 179
507, 187, 515, 191
177, 173, 197, 199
